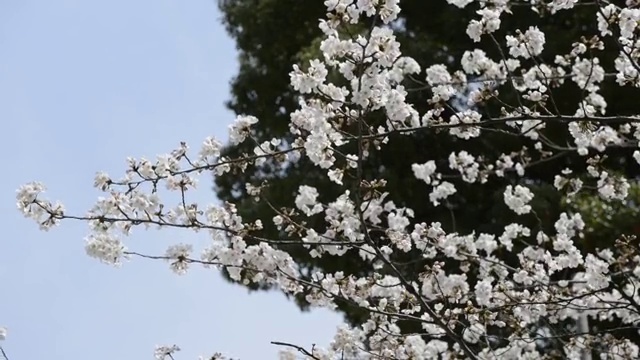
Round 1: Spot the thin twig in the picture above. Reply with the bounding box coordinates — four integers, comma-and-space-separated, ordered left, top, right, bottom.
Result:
271, 341, 320, 360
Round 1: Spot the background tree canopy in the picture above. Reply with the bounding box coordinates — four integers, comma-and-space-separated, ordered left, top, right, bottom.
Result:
216, 0, 640, 330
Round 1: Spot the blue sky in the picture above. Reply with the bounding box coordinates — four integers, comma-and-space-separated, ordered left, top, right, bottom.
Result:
0, 1, 342, 359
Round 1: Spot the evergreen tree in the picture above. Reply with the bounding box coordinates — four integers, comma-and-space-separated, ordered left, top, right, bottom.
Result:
216, 0, 640, 328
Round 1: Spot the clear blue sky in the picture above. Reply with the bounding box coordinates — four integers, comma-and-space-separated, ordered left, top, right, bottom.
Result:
0, 1, 342, 359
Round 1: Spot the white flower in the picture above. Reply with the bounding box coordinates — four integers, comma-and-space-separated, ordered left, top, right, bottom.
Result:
572, 57, 605, 92
425, 64, 452, 85
412, 161, 437, 184
619, 8, 640, 39
85, 234, 127, 266
548, 0, 578, 13
466, 9, 501, 42
449, 110, 482, 139
165, 244, 193, 275
449, 151, 479, 183
596, 5, 617, 37
199, 136, 223, 161
295, 185, 324, 216
429, 182, 456, 206
328, 169, 344, 185
597, 171, 630, 201
474, 277, 494, 306
506, 26, 545, 58
154, 345, 181, 360
504, 185, 534, 215
499, 223, 530, 251
228, 115, 259, 145
634, 150, 640, 165
290, 59, 328, 94
447, 0, 473, 8
93, 172, 111, 191
278, 349, 298, 360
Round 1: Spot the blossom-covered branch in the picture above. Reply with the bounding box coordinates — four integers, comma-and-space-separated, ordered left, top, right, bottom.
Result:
16, 0, 640, 359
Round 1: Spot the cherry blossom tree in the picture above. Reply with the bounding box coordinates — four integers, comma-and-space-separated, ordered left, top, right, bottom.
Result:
15, 0, 640, 359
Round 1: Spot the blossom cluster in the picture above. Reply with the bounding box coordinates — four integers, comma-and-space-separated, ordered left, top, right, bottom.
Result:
15, 0, 640, 359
